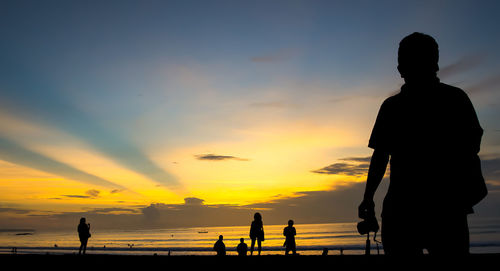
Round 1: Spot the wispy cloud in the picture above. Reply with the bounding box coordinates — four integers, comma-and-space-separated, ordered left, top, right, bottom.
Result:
86, 207, 140, 214
311, 156, 371, 176
481, 156, 500, 184
62, 195, 91, 199
0, 62, 182, 191
439, 54, 484, 79
0, 207, 32, 214
6, 174, 500, 230
436, 55, 500, 95
339, 157, 371, 163
467, 73, 500, 94
85, 189, 100, 198
0, 183, 384, 229
195, 153, 249, 161
0, 136, 126, 190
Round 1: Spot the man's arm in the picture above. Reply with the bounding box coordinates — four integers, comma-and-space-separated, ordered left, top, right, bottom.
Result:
359, 148, 389, 219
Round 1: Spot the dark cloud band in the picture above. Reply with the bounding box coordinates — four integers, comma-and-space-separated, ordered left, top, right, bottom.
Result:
312, 156, 371, 176
195, 153, 249, 161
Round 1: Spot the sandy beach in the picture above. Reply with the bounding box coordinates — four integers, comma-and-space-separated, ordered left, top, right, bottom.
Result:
1, 253, 499, 270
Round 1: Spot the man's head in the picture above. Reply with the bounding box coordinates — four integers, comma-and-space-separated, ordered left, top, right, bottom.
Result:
240, 238, 244, 243
219, 235, 223, 240
397, 32, 439, 81
288, 219, 294, 226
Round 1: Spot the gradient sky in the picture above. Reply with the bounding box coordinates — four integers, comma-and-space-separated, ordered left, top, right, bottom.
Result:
1, 0, 500, 230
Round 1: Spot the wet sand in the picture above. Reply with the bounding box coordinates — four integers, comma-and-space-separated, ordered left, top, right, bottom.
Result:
1, 253, 498, 270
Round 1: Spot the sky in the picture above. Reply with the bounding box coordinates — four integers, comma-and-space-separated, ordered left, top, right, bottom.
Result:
0, 0, 500, 230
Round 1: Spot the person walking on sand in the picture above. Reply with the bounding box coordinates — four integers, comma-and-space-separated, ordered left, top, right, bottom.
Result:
213, 235, 226, 256
236, 238, 248, 256
283, 220, 297, 255
358, 32, 487, 256
249, 212, 264, 255
78, 217, 91, 255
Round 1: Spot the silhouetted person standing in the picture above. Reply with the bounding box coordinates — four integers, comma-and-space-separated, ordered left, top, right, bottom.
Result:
283, 220, 297, 255
236, 238, 248, 256
78, 217, 91, 255
359, 32, 487, 256
213, 235, 226, 256
249, 212, 264, 255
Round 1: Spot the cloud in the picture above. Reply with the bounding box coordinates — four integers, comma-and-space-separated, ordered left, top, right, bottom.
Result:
0, 155, 497, 230
0, 136, 126, 190
184, 197, 204, 206
86, 207, 139, 214
0, 207, 31, 215
467, 73, 500, 94
0, 62, 181, 191
439, 54, 484, 79
62, 195, 91, 199
195, 153, 249, 161
62, 190, 103, 199
481, 156, 500, 184
312, 156, 371, 176
85, 189, 100, 198
4, 172, 500, 231
435, 55, 500, 95
141, 203, 162, 222
339, 157, 371, 163
245, 182, 380, 224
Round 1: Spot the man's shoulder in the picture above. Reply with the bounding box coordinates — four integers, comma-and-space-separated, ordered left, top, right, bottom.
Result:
380, 93, 401, 110
438, 82, 470, 99
383, 82, 469, 104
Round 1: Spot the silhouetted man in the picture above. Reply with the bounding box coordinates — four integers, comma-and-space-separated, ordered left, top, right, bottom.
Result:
359, 32, 487, 255
237, 238, 248, 256
213, 235, 226, 256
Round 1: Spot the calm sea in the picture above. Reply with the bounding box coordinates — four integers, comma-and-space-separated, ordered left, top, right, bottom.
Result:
1, 219, 500, 255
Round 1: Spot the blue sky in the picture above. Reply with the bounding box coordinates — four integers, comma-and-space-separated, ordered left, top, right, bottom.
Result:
0, 0, 499, 228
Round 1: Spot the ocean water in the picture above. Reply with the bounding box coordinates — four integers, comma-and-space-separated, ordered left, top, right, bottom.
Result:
1, 219, 500, 255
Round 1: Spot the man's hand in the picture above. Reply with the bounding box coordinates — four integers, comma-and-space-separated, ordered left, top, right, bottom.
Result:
358, 199, 375, 219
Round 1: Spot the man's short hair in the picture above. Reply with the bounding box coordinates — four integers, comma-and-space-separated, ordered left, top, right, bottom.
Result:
398, 32, 439, 76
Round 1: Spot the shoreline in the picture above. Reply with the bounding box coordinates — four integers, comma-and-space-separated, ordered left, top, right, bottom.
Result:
1, 253, 499, 269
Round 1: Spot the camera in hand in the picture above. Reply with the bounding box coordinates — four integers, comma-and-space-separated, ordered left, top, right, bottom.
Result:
357, 216, 379, 235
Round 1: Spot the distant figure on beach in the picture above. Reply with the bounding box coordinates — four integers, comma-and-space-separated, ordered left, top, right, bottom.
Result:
249, 212, 264, 255
236, 238, 248, 256
77, 217, 91, 255
213, 235, 226, 256
358, 32, 487, 255
283, 220, 297, 255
